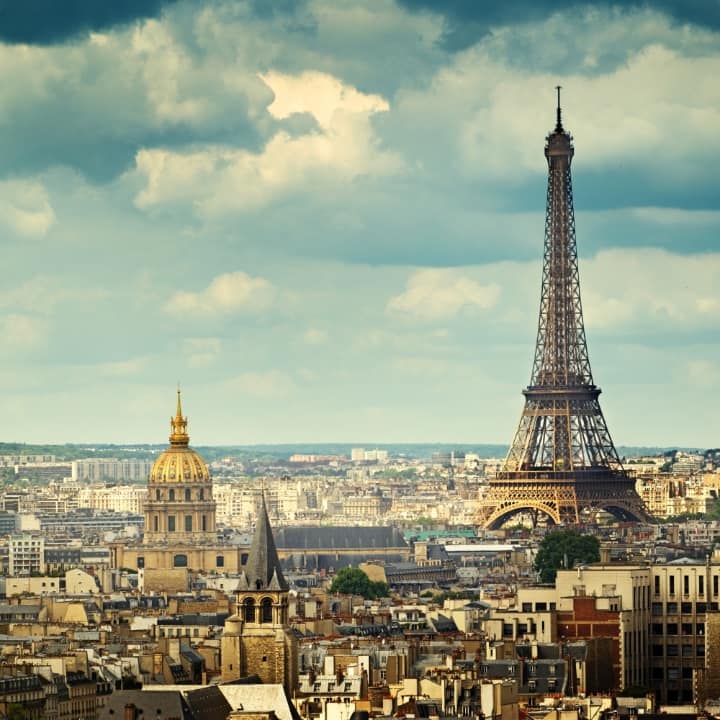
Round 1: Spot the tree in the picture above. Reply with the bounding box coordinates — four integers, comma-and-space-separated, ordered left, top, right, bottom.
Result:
329, 567, 389, 599
534, 529, 600, 583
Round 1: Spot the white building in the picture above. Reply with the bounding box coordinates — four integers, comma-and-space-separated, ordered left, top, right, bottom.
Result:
9, 534, 45, 576
72, 458, 153, 482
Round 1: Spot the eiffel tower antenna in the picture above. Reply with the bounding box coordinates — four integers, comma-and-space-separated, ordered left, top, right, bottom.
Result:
478, 92, 652, 529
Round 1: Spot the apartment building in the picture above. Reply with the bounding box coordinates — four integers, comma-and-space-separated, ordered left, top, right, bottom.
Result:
8, 534, 45, 576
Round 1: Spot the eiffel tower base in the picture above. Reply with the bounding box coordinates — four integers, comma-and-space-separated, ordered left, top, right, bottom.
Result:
478, 475, 653, 530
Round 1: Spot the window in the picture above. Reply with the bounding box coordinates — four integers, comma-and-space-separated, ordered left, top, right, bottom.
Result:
185, 515, 192, 532
715, 575, 719, 597
654, 576, 660, 595
697, 623, 705, 635
652, 603, 663, 616
669, 576, 675, 595
173, 554, 187, 568
137, 556, 145, 569
682, 623, 693, 635
199, 489, 204, 500
699, 576, 705, 596
667, 602, 678, 614
652, 645, 664, 657
522, 603, 532, 612
168, 516, 176, 532
154, 516, 159, 532
682, 645, 693, 657
156, 489, 160, 501
169, 489, 175, 501
243, 598, 255, 623
185, 488, 191, 501
697, 602, 707, 613
202, 515, 207, 532
652, 623, 663, 634
261, 597, 273, 623
684, 575, 689, 595
666, 623, 678, 635
681, 602, 692, 614
216, 555, 225, 568
667, 644, 679, 657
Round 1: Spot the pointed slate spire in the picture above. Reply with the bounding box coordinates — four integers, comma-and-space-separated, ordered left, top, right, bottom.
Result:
244, 493, 288, 592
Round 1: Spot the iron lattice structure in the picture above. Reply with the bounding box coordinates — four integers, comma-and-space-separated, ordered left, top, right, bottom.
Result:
479, 95, 652, 529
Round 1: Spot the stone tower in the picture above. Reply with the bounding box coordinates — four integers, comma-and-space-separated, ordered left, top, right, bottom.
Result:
221, 494, 298, 691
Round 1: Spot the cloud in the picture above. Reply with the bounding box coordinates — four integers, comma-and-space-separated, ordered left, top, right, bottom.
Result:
0, 277, 109, 317
164, 272, 276, 318
581, 248, 720, 331
98, 358, 147, 378
182, 337, 222, 368
303, 328, 328, 345
0, 180, 56, 237
397, 1, 720, 50
0, 0, 180, 45
387, 269, 501, 321
229, 370, 296, 398
0, 314, 45, 353
133, 70, 401, 215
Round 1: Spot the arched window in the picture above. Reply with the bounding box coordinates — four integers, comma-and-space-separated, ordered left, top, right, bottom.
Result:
243, 598, 255, 623
185, 488, 191, 501
173, 554, 188, 568
169, 489, 175, 501
261, 597, 273, 624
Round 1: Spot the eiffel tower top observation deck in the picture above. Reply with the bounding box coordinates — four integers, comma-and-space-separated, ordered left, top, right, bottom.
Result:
478, 90, 652, 528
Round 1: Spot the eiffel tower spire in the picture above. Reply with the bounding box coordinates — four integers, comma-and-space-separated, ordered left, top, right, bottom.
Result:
479, 94, 652, 529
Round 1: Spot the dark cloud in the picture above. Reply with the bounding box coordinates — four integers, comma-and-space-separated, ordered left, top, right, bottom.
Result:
0, 0, 182, 44
0, 0, 308, 45
398, 1, 720, 50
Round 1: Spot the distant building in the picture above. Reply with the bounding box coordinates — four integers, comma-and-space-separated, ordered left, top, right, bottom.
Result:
8, 534, 45, 576
72, 458, 153, 482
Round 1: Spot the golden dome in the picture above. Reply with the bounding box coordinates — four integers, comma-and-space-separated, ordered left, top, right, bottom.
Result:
149, 390, 210, 484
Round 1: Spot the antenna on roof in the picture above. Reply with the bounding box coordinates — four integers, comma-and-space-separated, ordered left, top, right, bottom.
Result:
555, 85, 563, 132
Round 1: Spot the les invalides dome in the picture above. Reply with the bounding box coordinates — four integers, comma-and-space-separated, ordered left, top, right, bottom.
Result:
143, 390, 217, 545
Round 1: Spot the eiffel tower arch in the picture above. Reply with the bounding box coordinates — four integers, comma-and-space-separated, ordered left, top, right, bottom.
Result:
478, 90, 652, 530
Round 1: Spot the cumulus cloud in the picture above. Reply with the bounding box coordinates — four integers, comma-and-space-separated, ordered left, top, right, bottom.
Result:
387, 269, 501, 321
581, 248, 720, 331
0, 180, 56, 237
165, 272, 276, 317
388, 20, 720, 187
133, 70, 402, 215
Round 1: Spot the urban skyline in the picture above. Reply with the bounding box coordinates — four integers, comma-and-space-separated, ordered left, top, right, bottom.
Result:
0, 1, 718, 447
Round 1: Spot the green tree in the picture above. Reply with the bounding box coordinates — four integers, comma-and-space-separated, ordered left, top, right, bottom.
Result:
534, 529, 600, 583
329, 567, 389, 599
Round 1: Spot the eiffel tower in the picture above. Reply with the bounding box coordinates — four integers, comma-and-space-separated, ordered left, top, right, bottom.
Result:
479, 90, 652, 529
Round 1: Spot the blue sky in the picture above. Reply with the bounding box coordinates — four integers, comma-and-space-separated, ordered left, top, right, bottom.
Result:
0, 0, 718, 446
